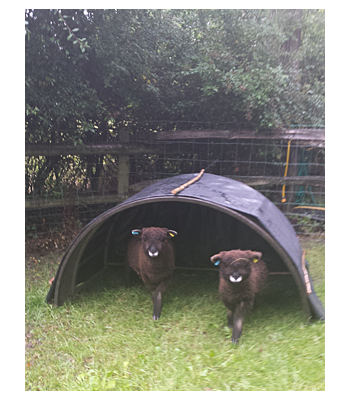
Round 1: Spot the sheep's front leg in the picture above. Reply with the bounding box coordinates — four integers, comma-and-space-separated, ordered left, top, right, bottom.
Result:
232, 302, 245, 344
152, 290, 162, 320
227, 309, 234, 328
151, 279, 171, 320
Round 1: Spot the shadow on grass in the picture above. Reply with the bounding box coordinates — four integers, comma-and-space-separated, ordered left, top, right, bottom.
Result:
75, 266, 305, 322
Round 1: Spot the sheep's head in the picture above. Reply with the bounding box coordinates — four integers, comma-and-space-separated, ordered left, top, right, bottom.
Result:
131, 227, 177, 258
210, 250, 262, 283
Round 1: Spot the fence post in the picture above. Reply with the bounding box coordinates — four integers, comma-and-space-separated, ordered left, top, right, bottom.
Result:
118, 127, 130, 198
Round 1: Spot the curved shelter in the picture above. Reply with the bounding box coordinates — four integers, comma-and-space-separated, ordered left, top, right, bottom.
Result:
46, 173, 324, 320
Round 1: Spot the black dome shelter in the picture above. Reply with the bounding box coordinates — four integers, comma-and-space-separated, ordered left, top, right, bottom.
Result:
46, 173, 324, 320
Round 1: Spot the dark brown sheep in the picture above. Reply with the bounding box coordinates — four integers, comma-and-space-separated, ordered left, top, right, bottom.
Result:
210, 249, 268, 344
126, 227, 177, 320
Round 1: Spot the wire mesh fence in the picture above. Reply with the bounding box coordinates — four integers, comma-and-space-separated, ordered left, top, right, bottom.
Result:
25, 124, 325, 251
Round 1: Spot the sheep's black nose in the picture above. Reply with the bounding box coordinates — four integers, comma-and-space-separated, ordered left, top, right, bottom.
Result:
232, 272, 240, 279
148, 245, 159, 257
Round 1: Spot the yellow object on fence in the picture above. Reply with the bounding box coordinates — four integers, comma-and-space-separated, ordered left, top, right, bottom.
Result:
294, 206, 325, 211
281, 140, 292, 203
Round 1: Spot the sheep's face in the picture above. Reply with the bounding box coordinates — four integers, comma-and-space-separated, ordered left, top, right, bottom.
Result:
131, 227, 177, 258
210, 250, 262, 284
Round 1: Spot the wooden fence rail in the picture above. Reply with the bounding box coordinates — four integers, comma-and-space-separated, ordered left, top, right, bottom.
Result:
25, 129, 325, 210
25, 129, 325, 157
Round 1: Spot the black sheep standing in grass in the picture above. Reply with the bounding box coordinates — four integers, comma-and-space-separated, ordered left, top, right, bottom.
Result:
210, 249, 268, 344
126, 227, 177, 320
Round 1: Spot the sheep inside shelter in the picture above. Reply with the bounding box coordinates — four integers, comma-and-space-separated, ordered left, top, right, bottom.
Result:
46, 173, 325, 322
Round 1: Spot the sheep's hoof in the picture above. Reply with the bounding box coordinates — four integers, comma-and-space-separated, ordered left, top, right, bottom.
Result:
153, 315, 159, 321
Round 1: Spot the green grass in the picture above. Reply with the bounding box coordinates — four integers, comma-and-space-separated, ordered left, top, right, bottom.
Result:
25, 239, 325, 391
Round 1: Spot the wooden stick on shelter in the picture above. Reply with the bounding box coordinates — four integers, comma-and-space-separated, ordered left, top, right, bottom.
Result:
171, 169, 205, 195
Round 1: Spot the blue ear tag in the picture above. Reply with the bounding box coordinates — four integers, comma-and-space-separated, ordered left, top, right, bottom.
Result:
214, 260, 220, 266
132, 230, 140, 235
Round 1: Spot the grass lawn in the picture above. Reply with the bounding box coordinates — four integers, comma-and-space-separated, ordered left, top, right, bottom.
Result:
25, 237, 325, 391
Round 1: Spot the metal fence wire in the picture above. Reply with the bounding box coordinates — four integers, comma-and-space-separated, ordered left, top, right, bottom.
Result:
25, 124, 325, 245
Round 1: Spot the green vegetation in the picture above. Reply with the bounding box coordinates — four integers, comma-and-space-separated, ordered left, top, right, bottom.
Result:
25, 239, 324, 391
26, 9, 325, 145
25, 9, 325, 211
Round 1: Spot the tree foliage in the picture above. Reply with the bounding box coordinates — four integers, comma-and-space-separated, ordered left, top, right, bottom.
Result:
26, 8, 325, 146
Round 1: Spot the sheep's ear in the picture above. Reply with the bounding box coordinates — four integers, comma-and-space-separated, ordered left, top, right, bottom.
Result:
210, 254, 221, 266
167, 230, 177, 238
131, 229, 142, 236
250, 252, 262, 263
